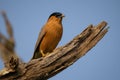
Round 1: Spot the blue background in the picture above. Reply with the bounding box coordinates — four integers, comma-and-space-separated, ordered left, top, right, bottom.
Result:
0, 0, 120, 80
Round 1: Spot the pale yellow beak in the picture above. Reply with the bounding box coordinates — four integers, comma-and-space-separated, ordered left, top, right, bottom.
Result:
61, 14, 65, 18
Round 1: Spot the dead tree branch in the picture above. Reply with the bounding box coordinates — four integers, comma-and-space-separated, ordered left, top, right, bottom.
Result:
0, 11, 19, 76
0, 12, 108, 80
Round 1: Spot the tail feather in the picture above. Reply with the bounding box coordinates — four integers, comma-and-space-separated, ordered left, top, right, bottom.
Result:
31, 51, 42, 59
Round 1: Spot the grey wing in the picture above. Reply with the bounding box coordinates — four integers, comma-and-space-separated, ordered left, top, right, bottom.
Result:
34, 27, 46, 53
32, 26, 46, 58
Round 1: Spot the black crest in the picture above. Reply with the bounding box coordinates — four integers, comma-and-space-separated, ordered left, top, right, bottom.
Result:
49, 12, 62, 18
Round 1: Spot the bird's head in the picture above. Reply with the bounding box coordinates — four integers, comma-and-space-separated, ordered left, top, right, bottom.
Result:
47, 12, 65, 23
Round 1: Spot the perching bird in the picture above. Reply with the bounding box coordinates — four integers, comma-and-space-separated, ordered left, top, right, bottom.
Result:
32, 12, 64, 59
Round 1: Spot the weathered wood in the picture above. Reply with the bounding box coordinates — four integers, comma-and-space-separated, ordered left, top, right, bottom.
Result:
0, 11, 18, 70
0, 12, 108, 80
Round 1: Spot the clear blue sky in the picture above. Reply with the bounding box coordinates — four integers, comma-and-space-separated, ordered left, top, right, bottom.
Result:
0, 0, 120, 80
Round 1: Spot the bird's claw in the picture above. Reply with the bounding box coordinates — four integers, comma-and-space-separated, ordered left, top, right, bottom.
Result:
40, 50, 50, 57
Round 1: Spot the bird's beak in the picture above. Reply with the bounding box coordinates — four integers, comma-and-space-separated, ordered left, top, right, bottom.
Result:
61, 14, 65, 18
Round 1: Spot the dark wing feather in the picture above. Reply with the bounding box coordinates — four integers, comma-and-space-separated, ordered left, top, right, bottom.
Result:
32, 26, 46, 59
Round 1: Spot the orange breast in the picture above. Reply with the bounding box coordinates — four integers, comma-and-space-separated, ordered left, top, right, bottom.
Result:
40, 23, 63, 53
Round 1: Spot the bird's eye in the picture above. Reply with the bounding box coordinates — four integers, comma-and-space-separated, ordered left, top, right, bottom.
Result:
49, 12, 63, 19
55, 14, 62, 18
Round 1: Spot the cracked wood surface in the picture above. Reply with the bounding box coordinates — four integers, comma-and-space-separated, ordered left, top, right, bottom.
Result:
0, 18, 108, 80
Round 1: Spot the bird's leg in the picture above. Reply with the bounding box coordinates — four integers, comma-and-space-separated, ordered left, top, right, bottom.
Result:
40, 50, 46, 57
40, 50, 50, 57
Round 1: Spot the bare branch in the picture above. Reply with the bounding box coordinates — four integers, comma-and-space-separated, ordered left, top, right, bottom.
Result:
2, 11, 15, 47
0, 11, 19, 72
0, 21, 108, 80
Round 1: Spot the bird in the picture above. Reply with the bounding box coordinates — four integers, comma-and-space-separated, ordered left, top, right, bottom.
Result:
32, 12, 64, 59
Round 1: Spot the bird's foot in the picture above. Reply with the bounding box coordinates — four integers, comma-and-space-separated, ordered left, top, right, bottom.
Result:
40, 50, 50, 57
41, 50, 46, 57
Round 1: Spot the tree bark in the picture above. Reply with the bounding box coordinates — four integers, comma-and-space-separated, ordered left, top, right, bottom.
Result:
0, 12, 108, 80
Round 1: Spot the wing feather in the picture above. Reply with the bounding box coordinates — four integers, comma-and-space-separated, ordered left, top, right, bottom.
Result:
32, 26, 46, 59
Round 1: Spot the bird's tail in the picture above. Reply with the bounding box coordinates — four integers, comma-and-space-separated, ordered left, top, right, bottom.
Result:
31, 51, 42, 59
